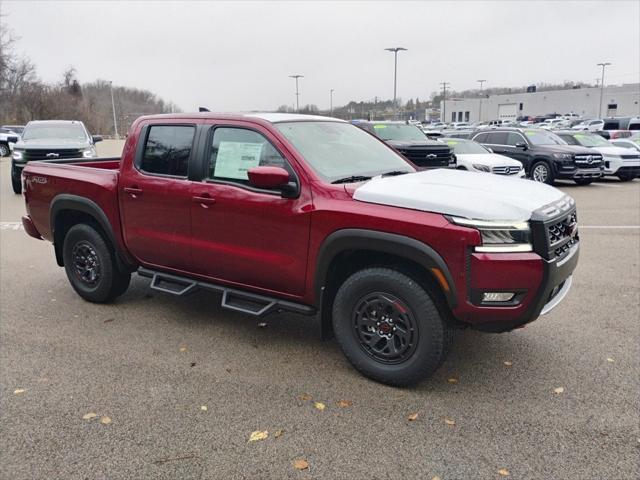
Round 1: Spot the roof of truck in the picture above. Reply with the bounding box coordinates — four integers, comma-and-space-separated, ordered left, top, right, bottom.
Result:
136, 112, 346, 124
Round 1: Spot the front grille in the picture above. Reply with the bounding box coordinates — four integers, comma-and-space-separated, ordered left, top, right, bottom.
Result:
492, 165, 521, 175
554, 237, 578, 257
548, 211, 577, 246
398, 147, 452, 168
23, 148, 83, 161
574, 154, 603, 166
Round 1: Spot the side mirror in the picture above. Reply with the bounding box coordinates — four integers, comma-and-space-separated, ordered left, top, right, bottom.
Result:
92, 135, 103, 143
7, 135, 18, 143
515, 142, 528, 150
248, 166, 298, 197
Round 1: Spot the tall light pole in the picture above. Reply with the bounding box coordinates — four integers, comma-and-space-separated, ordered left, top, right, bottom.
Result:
385, 47, 407, 119
330, 89, 334, 116
440, 82, 450, 122
597, 62, 611, 118
289, 74, 304, 112
109, 81, 119, 138
477, 79, 486, 122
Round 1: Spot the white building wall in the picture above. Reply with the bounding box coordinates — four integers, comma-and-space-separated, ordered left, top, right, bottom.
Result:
442, 84, 640, 122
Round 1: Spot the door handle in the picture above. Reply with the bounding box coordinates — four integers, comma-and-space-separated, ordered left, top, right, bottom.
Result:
124, 186, 143, 198
192, 194, 216, 208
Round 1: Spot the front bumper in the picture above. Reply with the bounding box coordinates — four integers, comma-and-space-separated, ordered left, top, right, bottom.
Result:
603, 157, 640, 176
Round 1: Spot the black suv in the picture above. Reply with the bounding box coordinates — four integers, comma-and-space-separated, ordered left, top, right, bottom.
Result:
471, 128, 604, 185
353, 121, 454, 169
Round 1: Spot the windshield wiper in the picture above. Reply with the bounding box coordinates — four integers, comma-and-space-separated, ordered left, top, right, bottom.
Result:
331, 175, 372, 184
381, 170, 410, 177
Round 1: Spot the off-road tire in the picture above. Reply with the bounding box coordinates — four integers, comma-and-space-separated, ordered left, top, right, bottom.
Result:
62, 224, 130, 303
530, 160, 555, 185
11, 165, 21, 194
332, 267, 453, 387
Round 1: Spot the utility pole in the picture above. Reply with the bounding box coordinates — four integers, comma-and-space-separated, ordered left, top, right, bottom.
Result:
385, 47, 407, 119
477, 79, 486, 122
330, 89, 334, 116
597, 62, 611, 118
289, 74, 304, 113
109, 81, 119, 139
440, 82, 449, 122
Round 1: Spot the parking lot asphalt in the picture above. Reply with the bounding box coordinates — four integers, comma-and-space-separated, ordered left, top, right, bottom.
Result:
1, 146, 639, 479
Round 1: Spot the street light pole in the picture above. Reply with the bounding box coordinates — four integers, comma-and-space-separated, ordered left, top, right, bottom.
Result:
289, 74, 304, 113
440, 82, 450, 122
330, 89, 334, 116
597, 62, 611, 119
109, 81, 118, 139
385, 47, 407, 119
477, 79, 486, 122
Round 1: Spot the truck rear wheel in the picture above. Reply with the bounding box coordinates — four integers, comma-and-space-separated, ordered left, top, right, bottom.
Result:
332, 267, 453, 387
11, 165, 22, 194
62, 224, 131, 303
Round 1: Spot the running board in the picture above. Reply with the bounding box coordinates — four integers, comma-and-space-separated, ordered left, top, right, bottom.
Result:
137, 267, 315, 317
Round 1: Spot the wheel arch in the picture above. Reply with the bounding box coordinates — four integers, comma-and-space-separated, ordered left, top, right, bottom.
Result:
50, 194, 135, 271
315, 229, 457, 339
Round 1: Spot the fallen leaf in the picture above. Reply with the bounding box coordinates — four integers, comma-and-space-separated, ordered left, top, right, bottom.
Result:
100, 416, 112, 425
606, 358, 614, 363
407, 413, 419, 421
257, 322, 267, 328
225, 368, 231, 373
248, 430, 268, 442
447, 377, 458, 384
299, 393, 312, 401
313, 402, 326, 411
444, 417, 456, 426
103, 318, 114, 323
200, 405, 208, 411
554, 387, 565, 394
50, 298, 56, 302
190, 362, 196, 367
293, 459, 309, 471
503, 361, 513, 366
74, 315, 79, 318
179, 347, 187, 352
498, 468, 510, 476
431, 476, 442, 480
336, 400, 353, 408
13, 388, 25, 395
274, 429, 284, 438
82, 412, 97, 420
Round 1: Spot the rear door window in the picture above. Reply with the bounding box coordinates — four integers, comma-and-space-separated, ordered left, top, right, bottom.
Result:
485, 132, 508, 145
138, 125, 195, 177
505, 132, 526, 146
473, 132, 490, 143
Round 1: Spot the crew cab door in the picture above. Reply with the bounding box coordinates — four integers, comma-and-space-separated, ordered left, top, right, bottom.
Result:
189, 122, 311, 298
119, 123, 199, 271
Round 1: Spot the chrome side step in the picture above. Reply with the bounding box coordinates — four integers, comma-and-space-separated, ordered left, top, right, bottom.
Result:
138, 267, 315, 317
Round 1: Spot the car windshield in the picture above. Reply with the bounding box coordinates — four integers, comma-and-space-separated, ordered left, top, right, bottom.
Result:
571, 133, 610, 147
443, 139, 488, 154
276, 121, 415, 183
523, 129, 566, 145
370, 124, 427, 141
23, 123, 87, 141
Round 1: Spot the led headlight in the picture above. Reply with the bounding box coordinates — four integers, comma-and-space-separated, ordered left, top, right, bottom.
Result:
472, 164, 491, 172
82, 147, 97, 158
450, 217, 532, 253
12, 150, 23, 161
552, 153, 572, 160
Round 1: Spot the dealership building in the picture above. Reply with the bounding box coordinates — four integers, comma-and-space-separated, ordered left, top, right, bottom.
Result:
441, 83, 640, 123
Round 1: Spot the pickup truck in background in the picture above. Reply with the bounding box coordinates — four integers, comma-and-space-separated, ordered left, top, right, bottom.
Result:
11, 120, 102, 194
21, 113, 579, 386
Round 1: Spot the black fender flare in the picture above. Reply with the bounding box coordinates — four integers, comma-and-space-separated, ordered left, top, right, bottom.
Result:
49, 194, 135, 270
314, 229, 458, 309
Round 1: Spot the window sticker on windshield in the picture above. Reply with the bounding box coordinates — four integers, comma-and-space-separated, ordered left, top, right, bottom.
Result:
446, 140, 459, 146
214, 141, 263, 180
373, 125, 387, 129
574, 134, 587, 139
524, 131, 536, 136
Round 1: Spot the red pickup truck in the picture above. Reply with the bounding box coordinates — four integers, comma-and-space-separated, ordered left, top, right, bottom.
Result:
21, 113, 579, 386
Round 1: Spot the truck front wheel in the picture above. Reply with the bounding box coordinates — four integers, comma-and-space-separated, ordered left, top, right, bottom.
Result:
62, 224, 131, 303
332, 267, 453, 387
11, 165, 22, 194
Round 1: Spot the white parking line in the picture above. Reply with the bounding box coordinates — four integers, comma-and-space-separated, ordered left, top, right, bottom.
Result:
0, 222, 23, 230
581, 226, 640, 229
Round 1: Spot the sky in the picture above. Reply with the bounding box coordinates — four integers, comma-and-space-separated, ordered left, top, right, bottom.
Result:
3, 0, 640, 112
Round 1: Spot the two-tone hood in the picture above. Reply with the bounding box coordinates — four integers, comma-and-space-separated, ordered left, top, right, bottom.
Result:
353, 169, 565, 222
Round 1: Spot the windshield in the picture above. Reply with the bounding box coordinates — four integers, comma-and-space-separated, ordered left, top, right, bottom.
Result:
444, 139, 488, 154
370, 124, 427, 142
571, 133, 610, 147
523, 129, 566, 145
23, 123, 88, 141
276, 121, 415, 183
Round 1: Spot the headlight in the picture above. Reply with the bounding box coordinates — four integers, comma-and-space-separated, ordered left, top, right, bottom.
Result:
472, 164, 491, 172
12, 150, 23, 161
552, 153, 572, 160
450, 217, 532, 253
82, 147, 96, 158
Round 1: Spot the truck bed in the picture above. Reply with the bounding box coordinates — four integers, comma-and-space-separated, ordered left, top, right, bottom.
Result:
22, 157, 124, 244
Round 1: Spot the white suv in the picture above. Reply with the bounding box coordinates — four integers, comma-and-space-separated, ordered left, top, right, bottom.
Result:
572, 119, 604, 132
